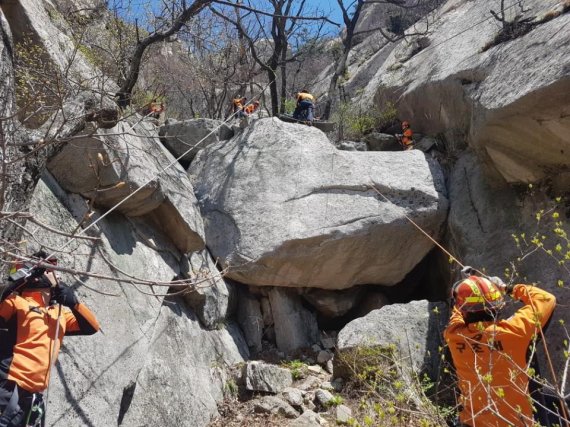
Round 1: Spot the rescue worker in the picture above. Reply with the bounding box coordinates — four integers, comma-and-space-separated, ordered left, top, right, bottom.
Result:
150, 101, 164, 117
232, 96, 247, 118
244, 100, 260, 116
0, 252, 100, 427
293, 89, 315, 123
444, 271, 557, 427
396, 120, 414, 150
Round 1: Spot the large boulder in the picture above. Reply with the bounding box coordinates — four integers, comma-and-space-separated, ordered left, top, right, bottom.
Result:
334, 300, 448, 380
237, 287, 264, 354
31, 175, 247, 427
1, 0, 107, 94
189, 118, 448, 289
48, 119, 205, 253
244, 361, 293, 393
178, 250, 235, 330
302, 287, 364, 318
158, 118, 234, 165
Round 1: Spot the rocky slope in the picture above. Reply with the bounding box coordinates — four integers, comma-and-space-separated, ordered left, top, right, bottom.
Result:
1, 0, 569, 425
317, 0, 570, 376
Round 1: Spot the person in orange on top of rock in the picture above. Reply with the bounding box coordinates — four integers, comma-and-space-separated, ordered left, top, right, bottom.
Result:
232, 96, 247, 118
444, 268, 557, 427
293, 89, 315, 122
244, 100, 260, 115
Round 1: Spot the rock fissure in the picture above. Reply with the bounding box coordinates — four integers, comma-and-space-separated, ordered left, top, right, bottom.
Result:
463, 165, 486, 233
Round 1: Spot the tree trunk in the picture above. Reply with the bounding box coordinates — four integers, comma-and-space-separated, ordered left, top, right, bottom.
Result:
279, 41, 288, 114
322, 1, 364, 120
268, 68, 279, 116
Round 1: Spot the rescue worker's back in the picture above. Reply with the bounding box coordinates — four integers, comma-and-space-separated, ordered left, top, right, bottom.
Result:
445, 284, 556, 426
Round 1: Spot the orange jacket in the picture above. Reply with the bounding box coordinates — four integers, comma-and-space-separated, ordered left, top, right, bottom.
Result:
0, 291, 99, 393
297, 92, 315, 103
150, 102, 164, 113
444, 285, 556, 427
244, 103, 259, 115
401, 128, 413, 146
232, 97, 246, 111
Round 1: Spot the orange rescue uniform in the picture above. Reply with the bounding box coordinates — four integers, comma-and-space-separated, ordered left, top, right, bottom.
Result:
232, 97, 246, 111
297, 92, 315, 103
444, 285, 556, 427
401, 128, 413, 148
0, 291, 99, 392
244, 103, 259, 115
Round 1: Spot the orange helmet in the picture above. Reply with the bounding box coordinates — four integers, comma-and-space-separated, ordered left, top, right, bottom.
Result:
402, 121, 410, 128
452, 276, 505, 314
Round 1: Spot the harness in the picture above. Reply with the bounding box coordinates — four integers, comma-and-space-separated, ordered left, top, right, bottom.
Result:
1, 383, 45, 427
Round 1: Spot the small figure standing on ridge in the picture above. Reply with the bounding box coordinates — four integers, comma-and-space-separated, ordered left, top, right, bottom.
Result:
444, 268, 559, 427
293, 89, 315, 123
244, 100, 260, 116
232, 96, 247, 118
396, 120, 414, 150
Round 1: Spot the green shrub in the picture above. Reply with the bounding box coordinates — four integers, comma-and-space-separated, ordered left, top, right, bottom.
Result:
332, 101, 398, 141
282, 359, 307, 380
336, 345, 451, 427
283, 98, 297, 115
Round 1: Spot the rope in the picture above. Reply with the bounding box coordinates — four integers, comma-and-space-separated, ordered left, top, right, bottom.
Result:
15, 81, 275, 425
37, 78, 275, 261
368, 183, 464, 269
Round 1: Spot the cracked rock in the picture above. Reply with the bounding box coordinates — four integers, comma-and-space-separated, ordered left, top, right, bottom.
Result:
189, 118, 448, 289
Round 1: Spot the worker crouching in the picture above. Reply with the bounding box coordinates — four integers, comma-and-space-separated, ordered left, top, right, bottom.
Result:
0, 253, 99, 427
444, 272, 557, 426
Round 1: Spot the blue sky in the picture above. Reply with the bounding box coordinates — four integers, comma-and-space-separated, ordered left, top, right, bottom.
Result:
113, 0, 346, 31
310, 0, 344, 27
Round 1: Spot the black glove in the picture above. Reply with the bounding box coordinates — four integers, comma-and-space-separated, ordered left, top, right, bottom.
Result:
52, 284, 79, 307
29, 267, 46, 278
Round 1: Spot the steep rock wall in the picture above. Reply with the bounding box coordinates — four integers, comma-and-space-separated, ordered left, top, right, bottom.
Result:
32, 174, 247, 427
356, 0, 570, 184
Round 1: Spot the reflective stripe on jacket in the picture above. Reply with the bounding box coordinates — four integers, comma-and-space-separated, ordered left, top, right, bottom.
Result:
444, 285, 556, 427
0, 291, 99, 393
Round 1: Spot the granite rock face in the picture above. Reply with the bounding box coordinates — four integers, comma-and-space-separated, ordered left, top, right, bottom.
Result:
351, 0, 570, 184
30, 176, 247, 427
190, 118, 448, 289
48, 119, 205, 253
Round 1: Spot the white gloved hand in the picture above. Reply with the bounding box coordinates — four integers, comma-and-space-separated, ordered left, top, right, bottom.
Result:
461, 266, 474, 278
